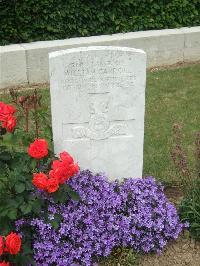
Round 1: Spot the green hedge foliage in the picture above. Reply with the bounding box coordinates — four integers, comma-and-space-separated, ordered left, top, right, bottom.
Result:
0, 0, 199, 45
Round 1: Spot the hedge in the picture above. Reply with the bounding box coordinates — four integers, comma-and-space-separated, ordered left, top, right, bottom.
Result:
0, 0, 199, 45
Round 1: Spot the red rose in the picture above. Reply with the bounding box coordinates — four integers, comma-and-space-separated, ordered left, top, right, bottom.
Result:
49, 170, 56, 179
28, 139, 48, 159
46, 178, 59, 193
4, 104, 16, 115
0, 102, 17, 132
0, 102, 16, 119
0, 236, 4, 256
66, 162, 79, 177
51, 159, 62, 170
50, 161, 71, 184
50, 169, 69, 184
71, 163, 79, 175
0, 261, 10, 266
51, 160, 67, 182
50, 152, 79, 184
2, 115, 16, 132
60, 151, 74, 164
32, 173, 48, 190
5, 232, 21, 255
0, 102, 6, 117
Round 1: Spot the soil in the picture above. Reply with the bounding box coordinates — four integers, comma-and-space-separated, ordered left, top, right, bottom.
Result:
164, 186, 184, 205
149, 60, 200, 72
139, 234, 200, 266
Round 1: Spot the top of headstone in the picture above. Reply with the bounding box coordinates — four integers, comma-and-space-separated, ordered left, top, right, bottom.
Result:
49, 46, 146, 59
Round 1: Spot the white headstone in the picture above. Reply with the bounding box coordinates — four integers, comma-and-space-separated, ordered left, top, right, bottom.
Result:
49, 46, 146, 180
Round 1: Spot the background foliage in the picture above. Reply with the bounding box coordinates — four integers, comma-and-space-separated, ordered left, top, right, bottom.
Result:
0, 0, 199, 45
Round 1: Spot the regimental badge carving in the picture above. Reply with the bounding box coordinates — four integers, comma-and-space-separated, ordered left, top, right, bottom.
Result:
72, 93, 128, 140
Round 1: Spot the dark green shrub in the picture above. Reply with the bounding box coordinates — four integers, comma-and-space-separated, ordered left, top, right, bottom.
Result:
0, 0, 199, 45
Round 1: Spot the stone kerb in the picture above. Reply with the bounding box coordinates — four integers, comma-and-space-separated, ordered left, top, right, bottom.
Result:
22, 28, 185, 84
0, 45, 28, 89
183, 27, 200, 62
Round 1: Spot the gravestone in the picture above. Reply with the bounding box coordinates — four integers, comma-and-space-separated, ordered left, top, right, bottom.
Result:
49, 46, 146, 180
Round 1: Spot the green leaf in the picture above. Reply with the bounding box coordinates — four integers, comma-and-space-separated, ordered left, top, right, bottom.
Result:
15, 182, 26, 193
190, 223, 200, 229
0, 207, 9, 217
0, 151, 12, 161
66, 185, 80, 201
50, 220, 59, 230
50, 213, 62, 229
30, 159, 37, 169
7, 209, 17, 219
68, 189, 80, 201
23, 245, 33, 255
32, 198, 42, 214
20, 203, 32, 215
7, 199, 19, 208
25, 181, 33, 190
53, 189, 68, 204
15, 196, 24, 205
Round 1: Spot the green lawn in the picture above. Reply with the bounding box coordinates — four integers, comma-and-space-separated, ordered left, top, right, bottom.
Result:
143, 63, 200, 184
1, 63, 200, 186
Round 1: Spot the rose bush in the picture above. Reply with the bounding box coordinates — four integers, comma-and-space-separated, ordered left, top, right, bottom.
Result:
0, 95, 80, 265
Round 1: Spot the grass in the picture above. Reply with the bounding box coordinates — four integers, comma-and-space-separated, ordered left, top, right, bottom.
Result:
0, 63, 199, 265
143, 63, 200, 185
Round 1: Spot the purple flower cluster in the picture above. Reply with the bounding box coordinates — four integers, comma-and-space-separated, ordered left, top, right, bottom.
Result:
16, 170, 185, 266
